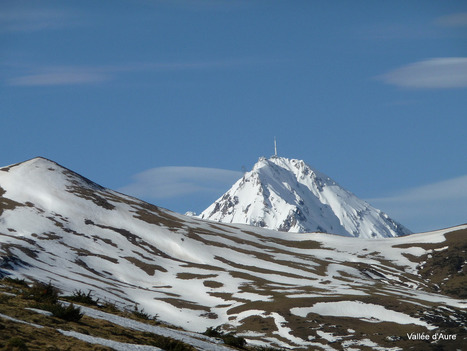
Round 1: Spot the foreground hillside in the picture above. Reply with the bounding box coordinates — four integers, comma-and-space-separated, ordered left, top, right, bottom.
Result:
0, 278, 239, 351
0, 157, 466, 350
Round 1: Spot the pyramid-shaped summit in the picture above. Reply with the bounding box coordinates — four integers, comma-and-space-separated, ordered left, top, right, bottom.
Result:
198, 156, 411, 238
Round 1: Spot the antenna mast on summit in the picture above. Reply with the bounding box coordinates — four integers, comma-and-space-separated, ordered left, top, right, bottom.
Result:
274, 137, 277, 157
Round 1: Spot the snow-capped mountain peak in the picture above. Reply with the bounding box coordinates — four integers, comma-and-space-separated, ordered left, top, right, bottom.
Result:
198, 156, 411, 238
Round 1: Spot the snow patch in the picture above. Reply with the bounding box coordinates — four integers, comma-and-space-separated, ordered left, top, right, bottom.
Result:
291, 301, 435, 329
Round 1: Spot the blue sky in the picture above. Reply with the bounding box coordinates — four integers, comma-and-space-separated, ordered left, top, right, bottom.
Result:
1, 0, 467, 233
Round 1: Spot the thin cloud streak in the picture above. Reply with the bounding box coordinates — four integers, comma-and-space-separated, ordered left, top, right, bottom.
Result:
377, 57, 467, 89
368, 175, 467, 232
9, 71, 109, 86
6, 57, 278, 87
119, 166, 242, 199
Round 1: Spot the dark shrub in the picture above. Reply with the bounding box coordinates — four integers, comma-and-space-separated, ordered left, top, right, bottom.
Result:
24, 281, 59, 304
100, 300, 119, 313
37, 302, 83, 322
223, 333, 246, 348
132, 304, 157, 321
203, 326, 223, 338
203, 326, 247, 349
66, 289, 99, 306
52, 302, 84, 322
144, 332, 196, 351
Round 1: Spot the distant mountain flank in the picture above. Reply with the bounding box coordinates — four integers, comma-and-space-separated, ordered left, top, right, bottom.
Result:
198, 156, 411, 238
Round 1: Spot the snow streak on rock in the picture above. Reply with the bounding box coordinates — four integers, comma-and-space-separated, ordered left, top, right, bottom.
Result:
199, 156, 411, 238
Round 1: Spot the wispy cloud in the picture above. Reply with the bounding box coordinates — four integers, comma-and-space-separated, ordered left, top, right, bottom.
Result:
377, 57, 467, 89
368, 175, 467, 232
435, 12, 467, 27
8, 67, 110, 86
6, 57, 274, 87
119, 166, 242, 199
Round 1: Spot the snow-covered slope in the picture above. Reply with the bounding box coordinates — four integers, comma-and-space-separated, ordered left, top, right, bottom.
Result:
199, 156, 411, 238
1, 157, 465, 350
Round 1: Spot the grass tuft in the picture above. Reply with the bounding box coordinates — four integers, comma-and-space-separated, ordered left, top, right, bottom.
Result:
131, 303, 157, 321
2, 277, 29, 287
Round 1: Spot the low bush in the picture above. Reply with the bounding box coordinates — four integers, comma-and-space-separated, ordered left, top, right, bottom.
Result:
203, 326, 247, 349
99, 300, 119, 313
36, 302, 84, 322
223, 333, 247, 349
23, 281, 59, 304
132, 304, 157, 321
203, 326, 223, 338
144, 332, 196, 351
21, 281, 83, 322
51, 302, 84, 322
65, 289, 99, 306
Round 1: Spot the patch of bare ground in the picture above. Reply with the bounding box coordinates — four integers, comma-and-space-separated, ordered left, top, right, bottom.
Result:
178, 261, 225, 272
67, 186, 116, 210
236, 314, 275, 335
415, 229, 467, 299
207, 224, 234, 233
91, 235, 118, 247
241, 230, 323, 250
203, 280, 224, 288
0, 160, 24, 172
0, 241, 38, 264
123, 256, 167, 275
0, 186, 24, 216
195, 226, 324, 255
345, 261, 427, 289
31, 232, 62, 241
215, 256, 316, 280
133, 205, 185, 230
176, 272, 217, 280
156, 297, 210, 311
74, 258, 108, 278
85, 221, 175, 260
